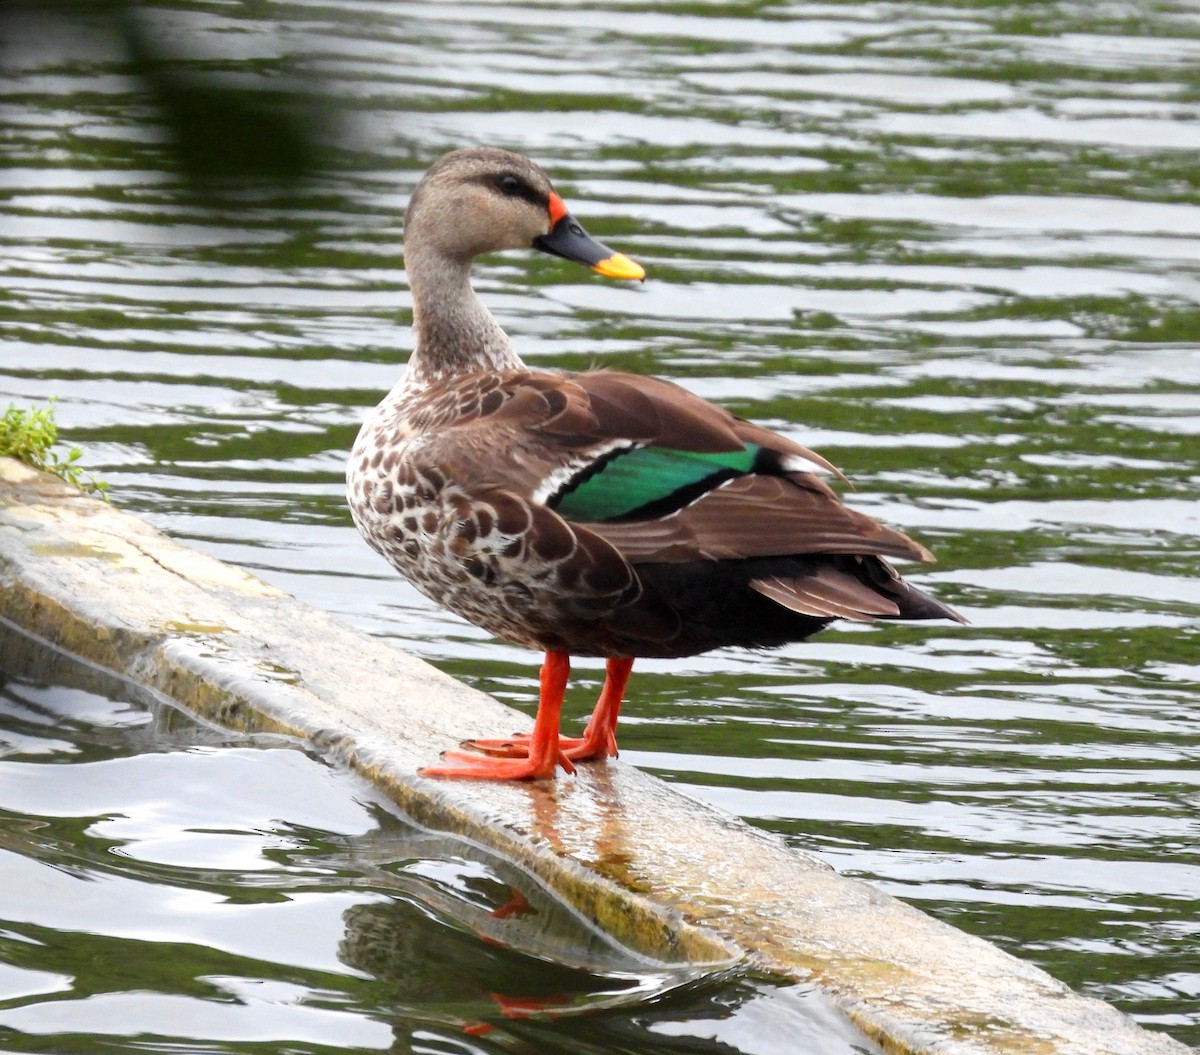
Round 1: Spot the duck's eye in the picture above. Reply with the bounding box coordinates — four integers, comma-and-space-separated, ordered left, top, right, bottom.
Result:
496, 173, 524, 196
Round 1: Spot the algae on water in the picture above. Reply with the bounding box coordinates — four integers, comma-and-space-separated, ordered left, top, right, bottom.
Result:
0, 401, 108, 498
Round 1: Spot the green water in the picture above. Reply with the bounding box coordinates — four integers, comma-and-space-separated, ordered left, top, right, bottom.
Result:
1, 0, 1198, 1050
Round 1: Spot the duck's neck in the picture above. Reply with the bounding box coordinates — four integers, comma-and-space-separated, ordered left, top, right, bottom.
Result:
402, 244, 525, 392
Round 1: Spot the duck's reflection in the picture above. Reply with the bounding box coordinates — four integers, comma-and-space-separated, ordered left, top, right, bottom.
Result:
334, 812, 721, 1039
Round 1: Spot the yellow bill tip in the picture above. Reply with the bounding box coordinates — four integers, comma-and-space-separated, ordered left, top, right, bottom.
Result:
591, 252, 646, 281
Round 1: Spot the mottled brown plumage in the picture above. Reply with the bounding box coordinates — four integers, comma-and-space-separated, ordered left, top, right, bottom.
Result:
347, 148, 964, 780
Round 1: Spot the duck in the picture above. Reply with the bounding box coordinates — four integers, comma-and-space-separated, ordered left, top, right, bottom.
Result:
347, 147, 965, 781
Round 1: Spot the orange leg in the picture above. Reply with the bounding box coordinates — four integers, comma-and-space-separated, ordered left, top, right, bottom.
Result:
421, 651, 574, 780
572, 656, 633, 759
467, 656, 634, 763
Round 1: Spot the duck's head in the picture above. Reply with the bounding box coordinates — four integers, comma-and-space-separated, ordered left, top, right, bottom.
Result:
404, 147, 645, 281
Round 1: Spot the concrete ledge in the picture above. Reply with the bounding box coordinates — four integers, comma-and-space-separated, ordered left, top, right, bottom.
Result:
0, 456, 1191, 1055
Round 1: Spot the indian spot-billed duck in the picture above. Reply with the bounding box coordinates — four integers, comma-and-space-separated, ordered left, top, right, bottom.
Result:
347, 147, 964, 780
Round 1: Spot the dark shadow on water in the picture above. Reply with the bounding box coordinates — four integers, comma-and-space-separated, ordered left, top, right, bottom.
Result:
0, 0, 356, 213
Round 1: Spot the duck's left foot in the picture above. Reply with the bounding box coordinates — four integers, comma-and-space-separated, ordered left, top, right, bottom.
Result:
420, 746, 573, 781
464, 729, 617, 762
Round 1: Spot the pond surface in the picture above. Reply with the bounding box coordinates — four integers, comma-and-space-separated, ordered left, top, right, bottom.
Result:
1, 0, 1199, 1050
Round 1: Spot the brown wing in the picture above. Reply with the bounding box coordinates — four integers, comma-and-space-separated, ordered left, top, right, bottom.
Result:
401, 368, 928, 567
578, 474, 933, 564
569, 372, 847, 480
403, 367, 840, 480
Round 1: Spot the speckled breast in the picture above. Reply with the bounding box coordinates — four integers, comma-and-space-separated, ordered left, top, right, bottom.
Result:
346, 409, 562, 651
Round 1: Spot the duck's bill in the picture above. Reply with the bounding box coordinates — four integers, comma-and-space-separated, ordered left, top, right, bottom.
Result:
534, 214, 645, 281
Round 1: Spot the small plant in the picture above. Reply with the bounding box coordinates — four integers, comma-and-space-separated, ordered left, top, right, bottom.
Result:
0, 400, 109, 498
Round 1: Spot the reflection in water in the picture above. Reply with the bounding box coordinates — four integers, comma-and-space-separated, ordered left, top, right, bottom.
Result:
1, 0, 1198, 1048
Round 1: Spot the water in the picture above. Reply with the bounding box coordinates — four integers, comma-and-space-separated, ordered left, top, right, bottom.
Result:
1, 0, 1199, 1049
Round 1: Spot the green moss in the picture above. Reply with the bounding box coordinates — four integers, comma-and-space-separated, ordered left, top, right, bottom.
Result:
0, 400, 108, 498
